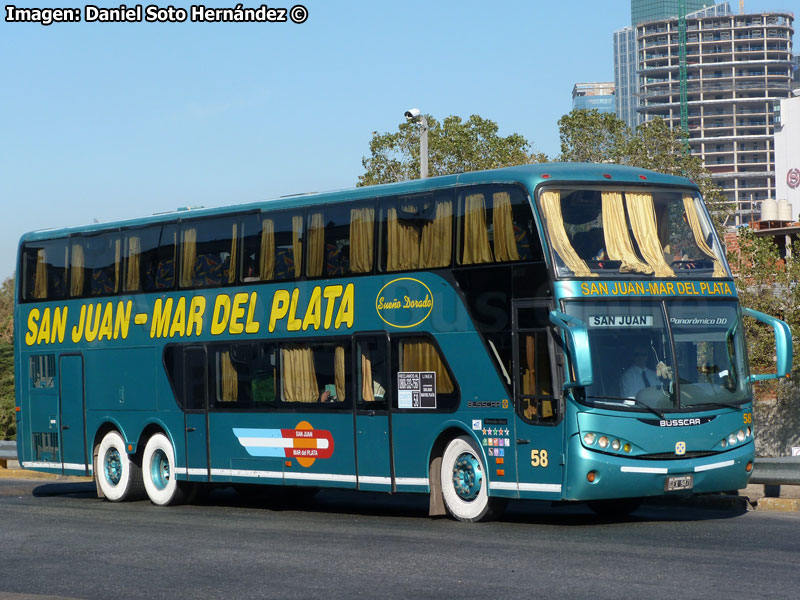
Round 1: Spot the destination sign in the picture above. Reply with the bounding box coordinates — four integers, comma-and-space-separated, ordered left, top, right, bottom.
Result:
589, 315, 653, 328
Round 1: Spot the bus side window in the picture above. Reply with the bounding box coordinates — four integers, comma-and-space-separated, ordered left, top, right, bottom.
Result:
123, 227, 160, 293
391, 336, 458, 410
243, 211, 304, 282
458, 185, 539, 266
179, 217, 238, 289
21, 239, 69, 301
84, 233, 121, 297
280, 342, 351, 406
357, 339, 387, 410
380, 192, 453, 272
142, 225, 176, 291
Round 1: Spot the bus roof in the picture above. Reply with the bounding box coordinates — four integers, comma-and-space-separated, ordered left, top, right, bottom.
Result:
20, 163, 696, 243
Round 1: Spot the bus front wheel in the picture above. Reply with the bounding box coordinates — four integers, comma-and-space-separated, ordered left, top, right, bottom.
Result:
142, 433, 186, 506
95, 430, 143, 502
440, 435, 504, 522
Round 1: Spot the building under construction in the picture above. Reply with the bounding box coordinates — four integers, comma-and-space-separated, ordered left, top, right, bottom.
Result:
636, 6, 795, 224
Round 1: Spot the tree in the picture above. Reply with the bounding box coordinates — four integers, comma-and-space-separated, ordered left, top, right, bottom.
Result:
358, 114, 548, 186
0, 276, 13, 345
0, 276, 13, 439
557, 109, 628, 165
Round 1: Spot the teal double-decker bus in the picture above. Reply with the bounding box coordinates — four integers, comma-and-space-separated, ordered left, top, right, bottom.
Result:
14, 163, 792, 521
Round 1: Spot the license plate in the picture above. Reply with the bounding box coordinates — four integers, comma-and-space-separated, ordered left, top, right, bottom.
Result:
665, 475, 693, 491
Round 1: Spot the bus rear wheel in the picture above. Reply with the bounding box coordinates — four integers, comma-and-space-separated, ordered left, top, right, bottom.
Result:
440, 435, 504, 522
95, 430, 143, 502
142, 433, 187, 506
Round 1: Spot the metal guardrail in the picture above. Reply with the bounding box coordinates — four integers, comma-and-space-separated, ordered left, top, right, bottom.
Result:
0, 440, 17, 467
750, 457, 800, 486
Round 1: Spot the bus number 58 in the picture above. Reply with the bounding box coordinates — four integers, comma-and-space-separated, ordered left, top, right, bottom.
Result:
531, 449, 549, 468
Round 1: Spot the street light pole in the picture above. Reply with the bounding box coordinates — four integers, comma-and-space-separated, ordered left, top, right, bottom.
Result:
419, 114, 428, 179
404, 108, 428, 179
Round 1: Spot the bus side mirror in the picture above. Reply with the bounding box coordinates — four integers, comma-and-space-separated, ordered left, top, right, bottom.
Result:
549, 310, 593, 389
742, 308, 793, 383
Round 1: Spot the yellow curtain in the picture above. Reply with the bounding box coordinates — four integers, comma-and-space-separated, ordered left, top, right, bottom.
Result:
70, 243, 84, 297
522, 334, 536, 396
282, 346, 318, 403
350, 207, 374, 273
34, 249, 47, 299
539, 190, 596, 277
113, 239, 121, 293
625, 193, 675, 277
220, 351, 238, 402
386, 208, 420, 271
419, 200, 452, 268
492, 192, 520, 262
361, 352, 375, 402
334, 346, 346, 401
228, 223, 238, 284
292, 215, 303, 278
125, 236, 141, 292
682, 194, 727, 277
462, 194, 493, 265
180, 228, 197, 287
601, 192, 653, 274
306, 212, 324, 277
402, 340, 454, 394
259, 218, 275, 281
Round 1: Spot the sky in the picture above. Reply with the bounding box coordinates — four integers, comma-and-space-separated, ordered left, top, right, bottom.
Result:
0, 0, 792, 280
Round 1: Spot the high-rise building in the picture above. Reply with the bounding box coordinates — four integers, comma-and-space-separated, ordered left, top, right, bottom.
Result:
614, 26, 642, 129
615, 2, 730, 130
572, 82, 616, 113
631, 0, 716, 27
793, 54, 800, 86
637, 10, 795, 223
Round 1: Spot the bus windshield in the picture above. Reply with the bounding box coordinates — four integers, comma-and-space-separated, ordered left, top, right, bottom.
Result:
537, 187, 729, 279
565, 300, 751, 413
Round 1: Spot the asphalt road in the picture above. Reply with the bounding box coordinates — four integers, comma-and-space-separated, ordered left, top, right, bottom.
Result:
0, 479, 799, 600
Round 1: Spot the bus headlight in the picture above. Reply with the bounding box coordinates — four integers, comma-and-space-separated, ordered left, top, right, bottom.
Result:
583, 433, 596, 445
598, 436, 609, 449
611, 439, 621, 451
737, 430, 746, 442
728, 434, 737, 446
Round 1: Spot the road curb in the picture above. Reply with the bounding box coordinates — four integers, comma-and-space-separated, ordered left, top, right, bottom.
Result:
753, 497, 800, 512
0, 468, 92, 481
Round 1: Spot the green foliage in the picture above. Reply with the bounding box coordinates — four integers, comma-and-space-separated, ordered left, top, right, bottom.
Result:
0, 276, 13, 345
730, 229, 800, 379
358, 114, 548, 186
0, 277, 13, 439
0, 344, 15, 440
557, 109, 628, 165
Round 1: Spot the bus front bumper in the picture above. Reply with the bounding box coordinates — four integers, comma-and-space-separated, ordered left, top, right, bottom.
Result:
563, 435, 754, 501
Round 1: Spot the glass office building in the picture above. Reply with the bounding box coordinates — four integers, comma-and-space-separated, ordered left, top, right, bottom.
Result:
572, 82, 616, 114
631, 0, 716, 27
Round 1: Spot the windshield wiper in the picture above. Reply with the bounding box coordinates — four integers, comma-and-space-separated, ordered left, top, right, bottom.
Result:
587, 395, 666, 420
684, 401, 742, 411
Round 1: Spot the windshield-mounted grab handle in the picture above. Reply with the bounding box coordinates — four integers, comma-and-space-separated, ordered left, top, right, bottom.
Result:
549, 310, 593, 389
742, 307, 793, 382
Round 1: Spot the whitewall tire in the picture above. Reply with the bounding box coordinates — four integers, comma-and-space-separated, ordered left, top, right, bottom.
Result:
142, 433, 184, 506
440, 435, 503, 522
96, 430, 143, 502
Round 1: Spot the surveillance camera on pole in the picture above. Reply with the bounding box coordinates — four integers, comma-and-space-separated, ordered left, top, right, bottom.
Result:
404, 107, 428, 179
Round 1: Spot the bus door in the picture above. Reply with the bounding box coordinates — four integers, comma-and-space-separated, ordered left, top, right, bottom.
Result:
354, 334, 394, 491
183, 346, 210, 482
512, 301, 564, 495
58, 353, 88, 475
